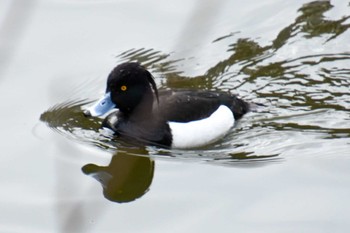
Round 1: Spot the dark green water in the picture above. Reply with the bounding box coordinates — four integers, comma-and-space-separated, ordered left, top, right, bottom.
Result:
1, 0, 350, 232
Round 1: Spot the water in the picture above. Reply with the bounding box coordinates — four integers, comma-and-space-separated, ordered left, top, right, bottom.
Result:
1, 0, 350, 232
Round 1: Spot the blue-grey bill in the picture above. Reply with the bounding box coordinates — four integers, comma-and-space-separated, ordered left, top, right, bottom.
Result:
86, 92, 115, 117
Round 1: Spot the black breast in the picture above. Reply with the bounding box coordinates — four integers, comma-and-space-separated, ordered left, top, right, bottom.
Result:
102, 111, 173, 148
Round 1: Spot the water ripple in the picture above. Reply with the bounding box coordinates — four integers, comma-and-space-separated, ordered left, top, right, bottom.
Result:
41, 0, 350, 164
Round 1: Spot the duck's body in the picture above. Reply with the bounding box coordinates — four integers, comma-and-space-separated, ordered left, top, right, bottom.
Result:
84, 62, 250, 148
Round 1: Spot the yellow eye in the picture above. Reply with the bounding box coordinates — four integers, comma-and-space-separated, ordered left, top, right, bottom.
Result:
120, 85, 127, 91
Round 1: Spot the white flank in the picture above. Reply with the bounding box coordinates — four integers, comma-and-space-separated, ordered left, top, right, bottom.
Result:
169, 105, 235, 149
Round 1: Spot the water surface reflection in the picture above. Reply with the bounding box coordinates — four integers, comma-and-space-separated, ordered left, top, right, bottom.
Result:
82, 148, 154, 203
40, 0, 350, 203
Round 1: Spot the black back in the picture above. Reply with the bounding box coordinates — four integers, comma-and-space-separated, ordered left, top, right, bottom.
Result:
155, 89, 250, 122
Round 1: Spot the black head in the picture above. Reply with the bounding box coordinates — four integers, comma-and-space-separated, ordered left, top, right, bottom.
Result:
106, 62, 159, 114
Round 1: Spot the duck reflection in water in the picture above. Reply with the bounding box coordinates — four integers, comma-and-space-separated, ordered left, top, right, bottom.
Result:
82, 148, 154, 203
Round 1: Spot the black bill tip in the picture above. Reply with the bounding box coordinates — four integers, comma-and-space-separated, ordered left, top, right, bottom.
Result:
83, 109, 92, 117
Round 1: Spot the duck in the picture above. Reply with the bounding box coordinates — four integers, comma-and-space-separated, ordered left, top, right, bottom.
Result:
84, 62, 250, 149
